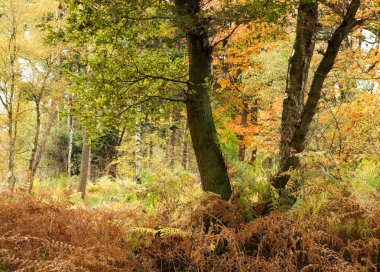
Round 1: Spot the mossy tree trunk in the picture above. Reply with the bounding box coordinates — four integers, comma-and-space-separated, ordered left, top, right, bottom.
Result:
174, 0, 232, 200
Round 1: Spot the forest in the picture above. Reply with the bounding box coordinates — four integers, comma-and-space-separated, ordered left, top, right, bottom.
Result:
0, 0, 379, 271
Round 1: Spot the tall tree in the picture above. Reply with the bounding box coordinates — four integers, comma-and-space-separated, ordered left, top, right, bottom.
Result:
273, 0, 319, 188
60, 0, 283, 200
273, 0, 364, 189
0, 0, 24, 191
174, 0, 232, 200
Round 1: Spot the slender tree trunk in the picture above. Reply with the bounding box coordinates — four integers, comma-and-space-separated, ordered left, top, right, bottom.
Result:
87, 147, 91, 181
135, 106, 142, 184
78, 132, 90, 199
166, 111, 173, 163
181, 116, 189, 170
24, 99, 41, 192
237, 98, 249, 161
148, 136, 154, 162
7, 111, 15, 191
175, 0, 232, 200
274, 0, 362, 189
249, 99, 259, 164
7, 17, 18, 192
108, 127, 125, 178
27, 106, 56, 193
67, 112, 74, 192
169, 111, 179, 169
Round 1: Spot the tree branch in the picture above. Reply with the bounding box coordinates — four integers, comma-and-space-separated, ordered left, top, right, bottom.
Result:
212, 24, 241, 48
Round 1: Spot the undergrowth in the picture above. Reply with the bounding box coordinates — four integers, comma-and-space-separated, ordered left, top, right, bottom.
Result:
0, 160, 379, 271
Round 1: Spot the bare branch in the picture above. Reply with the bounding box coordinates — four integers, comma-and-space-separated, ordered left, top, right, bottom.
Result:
212, 24, 241, 48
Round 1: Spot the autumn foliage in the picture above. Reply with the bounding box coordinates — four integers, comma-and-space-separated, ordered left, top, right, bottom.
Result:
0, 185, 379, 272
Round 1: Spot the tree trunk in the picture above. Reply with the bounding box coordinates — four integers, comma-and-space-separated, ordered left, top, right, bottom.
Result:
27, 106, 56, 193
135, 106, 142, 184
67, 112, 74, 192
273, 0, 318, 189
175, 0, 232, 200
108, 127, 125, 178
7, 110, 15, 191
148, 136, 154, 162
169, 111, 179, 169
87, 146, 91, 181
78, 132, 90, 199
274, 0, 362, 189
24, 100, 41, 193
6, 19, 18, 192
249, 99, 259, 164
181, 116, 189, 170
237, 99, 249, 161
8, 92, 22, 192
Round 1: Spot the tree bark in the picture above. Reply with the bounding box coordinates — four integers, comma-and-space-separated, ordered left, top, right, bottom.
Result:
237, 99, 249, 161
135, 106, 142, 184
181, 116, 189, 170
67, 104, 74, 192
7, 110, 15, 191
6, 15, 18, 192
274, 0, 362, 189
27, 107, 56, 193
108, 127, 125, 178
274, 0, 318, 189
168, 110, 180, 169
174, 0, 232, 200
24, 99, 41, 193
249, 99, 259, 164
78, 132, 90, 199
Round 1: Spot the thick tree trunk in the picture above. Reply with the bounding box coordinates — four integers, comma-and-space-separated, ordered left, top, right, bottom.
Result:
237, 99, 249, 161
274, 0, 318, 189
274, 0, 362, 189
175, 0, 232, 200
78, 132, 90, 199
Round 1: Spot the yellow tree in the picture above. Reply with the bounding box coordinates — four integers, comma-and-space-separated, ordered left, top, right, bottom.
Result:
0, 0, 60, 191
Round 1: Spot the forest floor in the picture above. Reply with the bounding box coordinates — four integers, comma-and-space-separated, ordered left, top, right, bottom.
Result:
0, 191, 379, 272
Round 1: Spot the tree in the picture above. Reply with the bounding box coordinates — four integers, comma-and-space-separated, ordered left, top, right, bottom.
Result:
273, 0, 319, 189
78, 131, 90, 199
0, 0, 59, 191
58, 0, 283, 200
22, 55, 62, 193
273, 0, 366, 189
172, 0, 232, 199
0, 0, 25, 191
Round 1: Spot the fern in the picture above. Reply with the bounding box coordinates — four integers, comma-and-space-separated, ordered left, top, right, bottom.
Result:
158, 227, 189, 238
129, 227, 158, 237
129, 227, 189, 238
